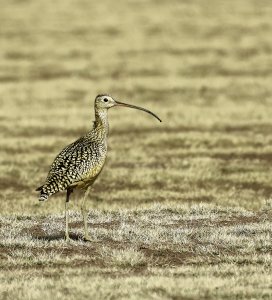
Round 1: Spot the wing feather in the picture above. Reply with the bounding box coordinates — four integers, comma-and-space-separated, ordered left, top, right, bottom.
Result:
39, 136, 98, 196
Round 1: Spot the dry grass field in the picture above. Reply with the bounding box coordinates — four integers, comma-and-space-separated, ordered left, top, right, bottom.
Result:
0, 0, 272, 299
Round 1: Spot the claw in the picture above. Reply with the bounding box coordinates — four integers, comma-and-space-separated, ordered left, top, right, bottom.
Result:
83, 235, 92, 242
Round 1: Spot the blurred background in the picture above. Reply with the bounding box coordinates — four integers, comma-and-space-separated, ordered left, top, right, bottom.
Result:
1, 0, 272, 214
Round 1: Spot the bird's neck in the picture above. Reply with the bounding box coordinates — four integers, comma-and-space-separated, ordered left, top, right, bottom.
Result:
93, 108, 109, 137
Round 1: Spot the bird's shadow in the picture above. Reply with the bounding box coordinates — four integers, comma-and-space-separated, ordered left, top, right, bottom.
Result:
33, 232, 82, 242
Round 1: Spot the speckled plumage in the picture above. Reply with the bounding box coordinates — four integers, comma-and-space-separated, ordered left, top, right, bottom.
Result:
37, 103, 109, 201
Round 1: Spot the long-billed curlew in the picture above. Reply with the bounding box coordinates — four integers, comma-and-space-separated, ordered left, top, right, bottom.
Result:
36, 94, 161, 241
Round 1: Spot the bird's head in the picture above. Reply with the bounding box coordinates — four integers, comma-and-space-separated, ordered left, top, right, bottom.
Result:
95, 94, 116, 109
94, 94, 162, 122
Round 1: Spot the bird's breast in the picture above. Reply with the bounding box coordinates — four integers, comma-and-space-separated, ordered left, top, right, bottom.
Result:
80, 143, 107, 184
84, 158, 105, 180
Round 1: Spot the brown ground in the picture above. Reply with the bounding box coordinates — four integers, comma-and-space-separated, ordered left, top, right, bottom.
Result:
1, 0, 272, 299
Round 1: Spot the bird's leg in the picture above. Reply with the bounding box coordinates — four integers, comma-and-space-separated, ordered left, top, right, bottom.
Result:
81, 187, 91, 241
65, 188, 73, 242
65, 201, 70, 241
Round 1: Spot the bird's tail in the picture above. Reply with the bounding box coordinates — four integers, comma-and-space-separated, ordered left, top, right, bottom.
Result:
36, 185, 49, 201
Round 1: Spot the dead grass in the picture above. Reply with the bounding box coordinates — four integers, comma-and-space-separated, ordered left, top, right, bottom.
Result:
0, 203, 271, 299
1, 0, 272, 298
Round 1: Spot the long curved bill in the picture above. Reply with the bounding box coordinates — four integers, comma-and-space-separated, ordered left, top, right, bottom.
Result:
115, 100, 162, 122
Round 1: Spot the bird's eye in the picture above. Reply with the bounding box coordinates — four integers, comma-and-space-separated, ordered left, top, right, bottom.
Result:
103, 98, 108, 102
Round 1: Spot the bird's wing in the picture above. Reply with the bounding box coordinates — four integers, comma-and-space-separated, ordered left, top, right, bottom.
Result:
40, 136, 95, 196
48, 137, 85, 175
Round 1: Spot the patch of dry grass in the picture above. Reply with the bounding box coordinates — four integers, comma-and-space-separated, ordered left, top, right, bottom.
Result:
1, 0, 272, 298
0, 203, 271, 299
1, 1, 272, 214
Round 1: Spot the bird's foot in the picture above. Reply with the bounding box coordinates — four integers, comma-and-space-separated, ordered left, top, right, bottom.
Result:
65, 234, 71, 243
83, 235, 92, 242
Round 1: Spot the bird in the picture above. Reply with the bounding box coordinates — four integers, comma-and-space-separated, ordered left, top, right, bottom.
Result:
36, 94, 161, 241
